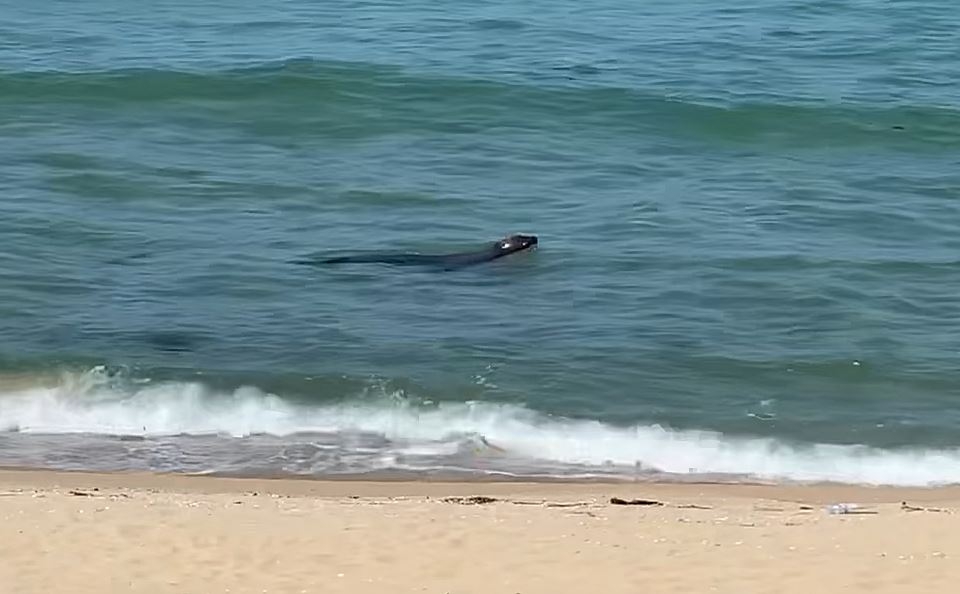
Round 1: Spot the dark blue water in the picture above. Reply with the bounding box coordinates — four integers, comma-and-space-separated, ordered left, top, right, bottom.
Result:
2, 0, 959, 485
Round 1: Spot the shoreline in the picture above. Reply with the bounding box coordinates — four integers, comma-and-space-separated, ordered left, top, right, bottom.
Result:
3, 466, 960, 503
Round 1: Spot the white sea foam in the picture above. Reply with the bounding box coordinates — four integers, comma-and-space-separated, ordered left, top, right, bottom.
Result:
1, 367, 959, 486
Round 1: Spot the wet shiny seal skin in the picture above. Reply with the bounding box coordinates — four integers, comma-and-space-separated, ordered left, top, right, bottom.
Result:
293, 234, 538, 270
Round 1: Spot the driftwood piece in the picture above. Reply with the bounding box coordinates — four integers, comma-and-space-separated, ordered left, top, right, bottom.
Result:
610, 497, 663, 506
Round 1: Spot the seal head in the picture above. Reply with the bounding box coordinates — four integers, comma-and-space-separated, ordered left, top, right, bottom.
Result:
491, 234, 538, 259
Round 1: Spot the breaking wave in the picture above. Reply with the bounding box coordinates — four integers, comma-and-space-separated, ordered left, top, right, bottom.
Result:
1, 367, 959, 486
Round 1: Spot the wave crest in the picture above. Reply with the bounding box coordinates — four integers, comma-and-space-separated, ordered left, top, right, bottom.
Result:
4, 60, 959, 149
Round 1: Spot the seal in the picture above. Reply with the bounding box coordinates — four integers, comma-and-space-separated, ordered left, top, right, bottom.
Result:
294, 234, 538, 270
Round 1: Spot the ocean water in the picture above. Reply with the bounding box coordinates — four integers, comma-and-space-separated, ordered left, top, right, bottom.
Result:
2, 0, 960, 486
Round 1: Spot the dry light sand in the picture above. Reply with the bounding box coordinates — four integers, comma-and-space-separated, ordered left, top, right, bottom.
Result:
2, 470, 959, 593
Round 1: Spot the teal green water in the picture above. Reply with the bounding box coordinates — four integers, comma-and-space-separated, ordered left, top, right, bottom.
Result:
2, 0, 960, 484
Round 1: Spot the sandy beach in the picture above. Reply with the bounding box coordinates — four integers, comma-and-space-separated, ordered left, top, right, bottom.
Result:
0, 470, 958, 593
